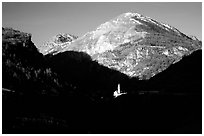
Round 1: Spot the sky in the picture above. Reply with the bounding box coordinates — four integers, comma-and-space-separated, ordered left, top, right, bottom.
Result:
2, 2, 202, 48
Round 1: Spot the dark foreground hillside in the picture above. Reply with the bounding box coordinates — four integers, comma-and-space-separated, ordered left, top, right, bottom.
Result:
2, 28, 202, 134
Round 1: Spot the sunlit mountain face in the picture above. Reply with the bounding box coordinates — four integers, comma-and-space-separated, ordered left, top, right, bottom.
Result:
41, 12, 201, 80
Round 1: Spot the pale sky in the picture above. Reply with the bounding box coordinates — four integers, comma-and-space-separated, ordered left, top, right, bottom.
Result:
2, 2, 202, 47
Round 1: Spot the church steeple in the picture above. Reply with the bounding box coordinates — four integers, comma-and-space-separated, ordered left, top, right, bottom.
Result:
113, 83, 127, 98
118, 83, 120, 94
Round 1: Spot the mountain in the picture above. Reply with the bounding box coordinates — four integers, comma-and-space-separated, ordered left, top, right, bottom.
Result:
40, 12, 201, 80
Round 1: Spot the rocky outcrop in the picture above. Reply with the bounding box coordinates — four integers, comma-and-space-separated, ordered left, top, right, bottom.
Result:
40, 12, 202, 80
40, 33, 78, 55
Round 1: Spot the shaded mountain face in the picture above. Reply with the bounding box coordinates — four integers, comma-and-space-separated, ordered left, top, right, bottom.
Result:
40, 12, 201, 80
2, 28, 70, 96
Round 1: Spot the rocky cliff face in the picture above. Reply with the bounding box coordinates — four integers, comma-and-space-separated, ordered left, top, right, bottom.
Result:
40, 12, 202, 80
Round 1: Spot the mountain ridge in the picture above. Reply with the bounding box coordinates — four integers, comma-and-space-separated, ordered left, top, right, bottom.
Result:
39, 12, 202, 80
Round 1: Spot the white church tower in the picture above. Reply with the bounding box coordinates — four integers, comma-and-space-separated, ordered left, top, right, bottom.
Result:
113, 83, 127, 98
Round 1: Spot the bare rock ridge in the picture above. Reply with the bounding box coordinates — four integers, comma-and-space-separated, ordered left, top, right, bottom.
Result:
40, 33, 78, 55
40, 12, 202, 80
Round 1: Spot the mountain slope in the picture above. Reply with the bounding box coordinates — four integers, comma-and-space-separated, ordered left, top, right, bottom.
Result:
40, 12, 201, 80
